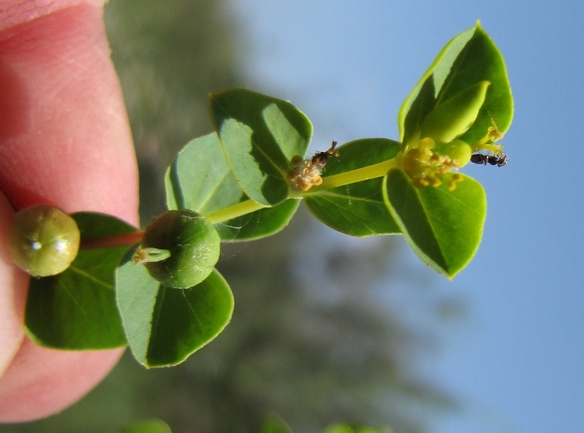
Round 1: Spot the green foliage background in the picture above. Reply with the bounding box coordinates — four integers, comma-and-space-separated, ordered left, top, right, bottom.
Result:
2, 1, 465, 432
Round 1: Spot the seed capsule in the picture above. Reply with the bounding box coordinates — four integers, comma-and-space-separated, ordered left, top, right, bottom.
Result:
8, 205, 80, 277
138, 210, 221, 288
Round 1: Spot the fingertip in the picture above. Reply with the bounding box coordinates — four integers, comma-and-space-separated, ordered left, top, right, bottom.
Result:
0, 341, 125, 422
0, 3, 139, 223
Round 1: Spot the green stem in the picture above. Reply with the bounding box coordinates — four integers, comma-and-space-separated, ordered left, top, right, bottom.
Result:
291, 157, 400, 196
206, 199, 267, 224
207, 156, 400, 224
75, 157, 400, 246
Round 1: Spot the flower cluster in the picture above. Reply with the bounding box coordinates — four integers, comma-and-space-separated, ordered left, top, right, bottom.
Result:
401, 79, 512, 191
403, 137, 464, 191
287, 155, 324, 191
471, 119, 506, 156
287, 141, 339, 191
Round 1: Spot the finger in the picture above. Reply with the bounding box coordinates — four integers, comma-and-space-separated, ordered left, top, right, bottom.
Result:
0, 3, 138, 217
0, 1, 139, 422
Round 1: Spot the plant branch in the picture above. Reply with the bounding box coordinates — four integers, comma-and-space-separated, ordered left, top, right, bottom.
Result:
206, 199, 267, 224
207, 157, 401, 224
293, 157, 400, 196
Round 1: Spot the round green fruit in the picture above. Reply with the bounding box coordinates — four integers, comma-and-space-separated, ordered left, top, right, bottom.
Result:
434, 139, 472, 167
140, 210, 221, 288
8, 205, 81, 277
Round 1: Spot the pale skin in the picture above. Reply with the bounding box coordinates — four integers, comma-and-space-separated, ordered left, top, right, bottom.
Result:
0, 0, 139, 422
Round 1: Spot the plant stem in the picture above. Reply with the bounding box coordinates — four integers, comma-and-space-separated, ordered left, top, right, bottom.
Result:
207, 157, 400, 224
291, 157, 400, 196
77, 158, 398, 246
206, 199, 267, 224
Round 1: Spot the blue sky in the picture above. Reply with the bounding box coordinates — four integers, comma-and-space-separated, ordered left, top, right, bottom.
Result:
231, 1, 584, 432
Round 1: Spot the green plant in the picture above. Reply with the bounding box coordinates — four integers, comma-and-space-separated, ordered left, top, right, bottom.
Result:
10, 23, 512, 368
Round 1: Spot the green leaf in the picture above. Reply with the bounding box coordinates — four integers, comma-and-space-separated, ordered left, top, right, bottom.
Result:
262, 415, 294, 433
25, 212, 137, 349
304, 138, 401, 236
116, 247, 234, 368
165, 132, 301, 240
114, 419, 172, 433
214, 199, 301, 242
383, 169, 486, 278
165, 132, 243, 214
398, 23, 513, 146
209, 89, 313, 206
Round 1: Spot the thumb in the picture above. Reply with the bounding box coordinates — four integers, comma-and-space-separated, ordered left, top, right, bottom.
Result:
0, 1, 138, 422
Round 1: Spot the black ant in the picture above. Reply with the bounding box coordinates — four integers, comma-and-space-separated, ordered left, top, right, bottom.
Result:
470, 153, 508, 167
311, 141, 340, 168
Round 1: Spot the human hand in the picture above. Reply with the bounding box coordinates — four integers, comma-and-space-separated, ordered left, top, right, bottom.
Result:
0, 0, 138, 421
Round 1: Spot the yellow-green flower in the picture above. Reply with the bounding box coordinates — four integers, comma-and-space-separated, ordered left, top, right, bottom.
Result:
401, 78, 509, 191
403, 137, 464, 191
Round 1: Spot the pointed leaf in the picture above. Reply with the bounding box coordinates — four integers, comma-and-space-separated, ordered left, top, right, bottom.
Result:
305, 138, 401, 236
383, 169, 486, 278
116, 248, 234, 367
398, 23, 513, 145
25, 212, 137, 349
210, 89, 313, 206
165, 132, 301, 240
262, 415, 294, 433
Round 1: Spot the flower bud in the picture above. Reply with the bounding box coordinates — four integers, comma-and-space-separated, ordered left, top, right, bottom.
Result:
420, 81, 490, 143
8, 205, 80, 277
139, 210, 221, 288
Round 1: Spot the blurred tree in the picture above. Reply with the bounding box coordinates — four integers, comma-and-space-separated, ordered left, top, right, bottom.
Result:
104, 0, 244, 222
1, 1, 465, 433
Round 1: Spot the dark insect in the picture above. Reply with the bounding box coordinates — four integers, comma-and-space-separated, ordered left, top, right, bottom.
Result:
489, 154, 508, 167
470, 153, 508, 167
311, 141, 340, 168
